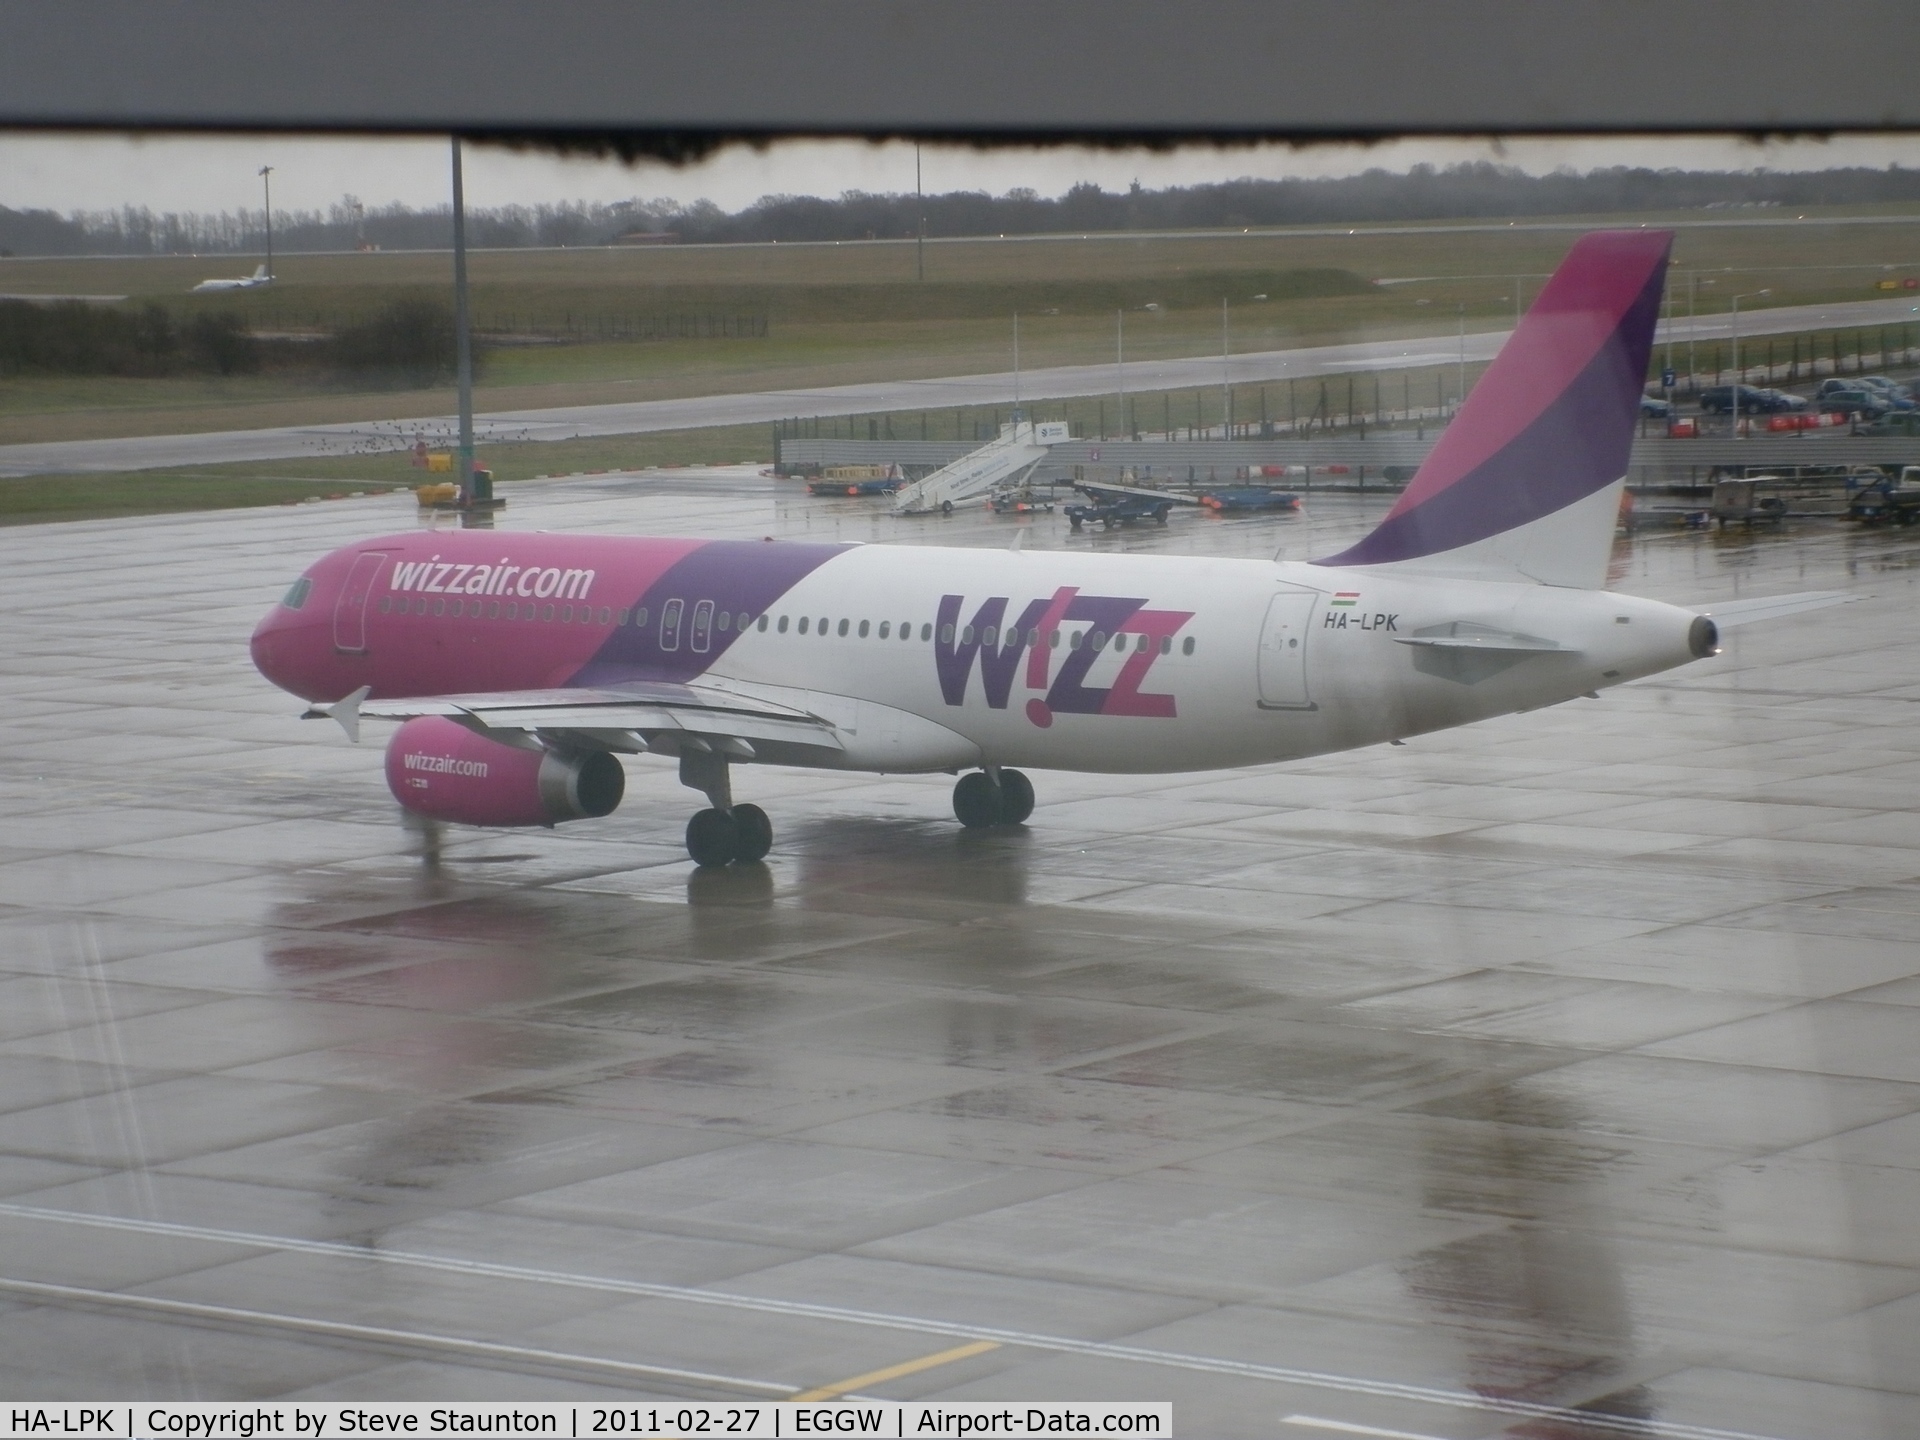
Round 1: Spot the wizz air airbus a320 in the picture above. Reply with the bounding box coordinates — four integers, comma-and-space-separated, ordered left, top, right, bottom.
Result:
252, 231, 1848, 866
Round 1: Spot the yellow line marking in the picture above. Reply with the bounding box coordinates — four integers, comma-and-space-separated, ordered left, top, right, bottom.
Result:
791, 1339, 1001, 1402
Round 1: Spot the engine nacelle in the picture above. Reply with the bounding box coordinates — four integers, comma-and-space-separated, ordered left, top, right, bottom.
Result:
384, 715, 624, 827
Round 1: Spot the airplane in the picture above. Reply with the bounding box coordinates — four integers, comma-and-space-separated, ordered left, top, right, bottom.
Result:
251, 230, 1852, 867
191, 264, 272, 293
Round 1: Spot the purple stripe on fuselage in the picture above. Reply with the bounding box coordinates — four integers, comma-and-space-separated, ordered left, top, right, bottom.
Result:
568, 540, 852, 685
1317, 254, 1665, 569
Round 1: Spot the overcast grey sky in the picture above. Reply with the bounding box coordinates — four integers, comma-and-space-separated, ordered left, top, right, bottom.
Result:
3, 132, 1919, 216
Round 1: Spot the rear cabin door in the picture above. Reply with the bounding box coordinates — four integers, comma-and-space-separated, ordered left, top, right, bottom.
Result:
332, 551, 389, 654
1257, 590, 1317, 708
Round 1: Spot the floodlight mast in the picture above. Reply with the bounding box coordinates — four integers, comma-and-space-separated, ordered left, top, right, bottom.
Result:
1729, 288, 1770, 438
258, 166, 273, 278
451, 137, 476, 502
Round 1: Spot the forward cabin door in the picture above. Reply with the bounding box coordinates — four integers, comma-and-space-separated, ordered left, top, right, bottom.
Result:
332, 551, 389, 654
1257, 590, 1317, 708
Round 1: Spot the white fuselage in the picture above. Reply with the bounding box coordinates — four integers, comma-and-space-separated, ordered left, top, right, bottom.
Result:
695, 545, 1704, 775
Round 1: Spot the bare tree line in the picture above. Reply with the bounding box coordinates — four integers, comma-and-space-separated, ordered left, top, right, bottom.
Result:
9, 162, 1920, 257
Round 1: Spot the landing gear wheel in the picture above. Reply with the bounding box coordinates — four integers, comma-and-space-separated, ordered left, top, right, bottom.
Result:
686, 808, 738, 867
997, 769, 1035, 825
941, 500, 954, 515
952, 772, 1002, 828
731, 803, 773, 863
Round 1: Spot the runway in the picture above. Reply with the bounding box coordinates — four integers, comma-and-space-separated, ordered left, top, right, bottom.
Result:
2, 293, 1917, 477
1, 472, 1918, 1436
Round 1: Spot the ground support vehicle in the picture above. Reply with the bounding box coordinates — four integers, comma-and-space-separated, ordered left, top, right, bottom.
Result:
1064, 491, 1173, 529
1848, 470, 1920, 526
1196, 487, 1303, 513
986, 488, 1054, 514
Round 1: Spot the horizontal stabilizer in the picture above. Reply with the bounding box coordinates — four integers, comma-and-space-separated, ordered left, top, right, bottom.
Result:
1693, 591, 1859, 629
1394, 622, 1569, 654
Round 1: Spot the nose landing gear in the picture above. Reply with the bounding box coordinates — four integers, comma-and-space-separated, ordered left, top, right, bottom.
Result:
953, 768, 1034, 828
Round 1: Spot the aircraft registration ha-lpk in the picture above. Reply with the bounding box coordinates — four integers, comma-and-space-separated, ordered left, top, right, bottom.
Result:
252, 231, 1852, 866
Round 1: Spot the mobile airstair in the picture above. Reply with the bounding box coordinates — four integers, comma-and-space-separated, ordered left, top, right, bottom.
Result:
890, 420, 1069, 515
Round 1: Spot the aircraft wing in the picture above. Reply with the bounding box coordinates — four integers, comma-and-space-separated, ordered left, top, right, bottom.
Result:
341, 681, 845, 757
1692, 591, 1859, 628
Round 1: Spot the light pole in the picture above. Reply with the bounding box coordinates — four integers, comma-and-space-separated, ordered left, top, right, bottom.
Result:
1728, 289, 1771, 438
1115, 309, 1125, 441
450, 138, 477, 503
258, 166, 274, 278
1456, 302, 1466, 416
1221, 297, 1231, 439
1686, 271, 1697, 394
914, 143, 925, 283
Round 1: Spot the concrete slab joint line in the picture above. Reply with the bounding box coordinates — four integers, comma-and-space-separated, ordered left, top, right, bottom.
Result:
0, 1275, 796, 1397
0, 1204, 1791, 1435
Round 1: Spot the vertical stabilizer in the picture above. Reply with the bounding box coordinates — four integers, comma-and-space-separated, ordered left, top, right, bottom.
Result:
1316, 229, 1672, 588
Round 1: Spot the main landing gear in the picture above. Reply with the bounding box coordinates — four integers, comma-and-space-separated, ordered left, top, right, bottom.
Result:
680, 750, 773, 868
952, 768, 1035, 828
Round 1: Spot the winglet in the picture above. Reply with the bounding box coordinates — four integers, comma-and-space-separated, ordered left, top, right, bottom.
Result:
320, 684, 372, 743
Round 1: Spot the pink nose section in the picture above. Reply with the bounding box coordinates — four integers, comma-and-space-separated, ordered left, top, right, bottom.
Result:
250, 603, 323, 699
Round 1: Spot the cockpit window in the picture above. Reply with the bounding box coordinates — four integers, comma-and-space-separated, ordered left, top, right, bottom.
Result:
281, 577, 313, 610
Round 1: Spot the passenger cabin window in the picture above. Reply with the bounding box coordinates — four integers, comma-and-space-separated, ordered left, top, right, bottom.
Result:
1182, 636, 1196, 655
858, 620, 870, 638
797, 616, 809, 634
378, 597, 391, 614
660, 598, 684, 650
691, 599, 714, 653
282, 577, 313, 609
837, 618, 850, 637
758, 615, 770, 632
634, 606, 649, 628
878, 621, 890, 639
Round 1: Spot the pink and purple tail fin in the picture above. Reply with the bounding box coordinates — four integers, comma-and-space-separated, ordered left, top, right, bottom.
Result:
1316, 229, 1673, 588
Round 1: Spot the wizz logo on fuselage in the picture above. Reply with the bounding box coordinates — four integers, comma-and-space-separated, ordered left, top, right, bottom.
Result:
934, 587, 1193, 728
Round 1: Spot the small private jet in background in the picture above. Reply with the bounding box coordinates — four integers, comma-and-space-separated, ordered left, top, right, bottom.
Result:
191, 263, 271, 293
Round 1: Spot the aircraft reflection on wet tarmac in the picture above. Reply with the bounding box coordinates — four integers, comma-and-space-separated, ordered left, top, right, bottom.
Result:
0, 467, 1917, 1436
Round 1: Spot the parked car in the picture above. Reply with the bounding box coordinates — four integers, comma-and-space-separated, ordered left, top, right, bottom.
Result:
1862, 410, 1920, 436
1820, 376, 1913, 406
1698, 384, 1798, 415
1853, 376, 1917, 409
1639, 394, 1672, 418
1817, 388, 1890, 419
